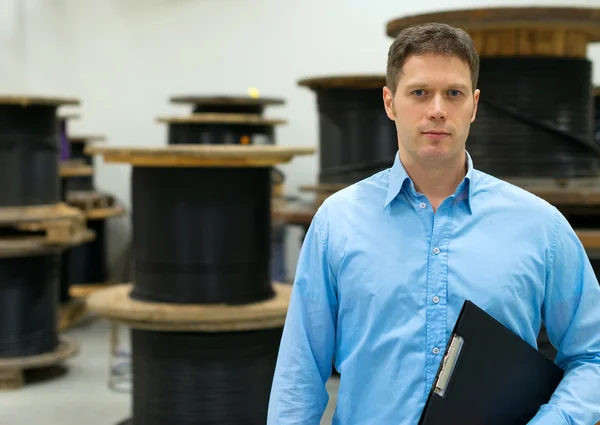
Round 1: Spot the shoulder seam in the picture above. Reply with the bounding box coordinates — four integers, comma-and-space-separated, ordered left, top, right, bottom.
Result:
546, 207, 562, 279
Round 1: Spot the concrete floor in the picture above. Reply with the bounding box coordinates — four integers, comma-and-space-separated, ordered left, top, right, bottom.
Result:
0, 317, 338, 425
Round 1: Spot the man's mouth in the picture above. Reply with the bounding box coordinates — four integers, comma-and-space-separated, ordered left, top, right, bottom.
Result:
422, 130, 450, 140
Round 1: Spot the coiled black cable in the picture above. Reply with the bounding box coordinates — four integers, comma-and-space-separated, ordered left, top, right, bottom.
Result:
470, 57, 598, 178
65, 218, 108, 286
594, 90, 600, 145
129, 167, 274, 305
315, 87, 398, 184
123, 327, 282, 425
0, 104, 61, 207
167, 122, 275, 146
0, 254, 60, 357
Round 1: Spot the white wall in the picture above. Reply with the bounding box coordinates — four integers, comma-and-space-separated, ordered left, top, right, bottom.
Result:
1, 0, 600, 278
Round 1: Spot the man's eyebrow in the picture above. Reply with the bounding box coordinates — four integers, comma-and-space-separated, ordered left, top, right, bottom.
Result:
404, 83, 470, 92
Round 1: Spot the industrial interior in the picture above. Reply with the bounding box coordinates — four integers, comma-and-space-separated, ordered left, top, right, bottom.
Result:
1, 1, 600, 425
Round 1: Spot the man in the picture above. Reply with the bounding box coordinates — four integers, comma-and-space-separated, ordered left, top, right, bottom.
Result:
267, 22, 600, 425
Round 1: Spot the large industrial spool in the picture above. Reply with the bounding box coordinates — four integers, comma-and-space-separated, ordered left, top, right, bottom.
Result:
0, 96, 90, 388
386, 7, 600, 180
298, 76, 397, 185
86, 144, 313, 425
60, 132, 125, 298
63, 135, 106, 191
386, 7, 600, 362
164, 95, 286, 145
164, 95, 291, 282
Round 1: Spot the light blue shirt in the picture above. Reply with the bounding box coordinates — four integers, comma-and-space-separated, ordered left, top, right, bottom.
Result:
267, 151, 600, 425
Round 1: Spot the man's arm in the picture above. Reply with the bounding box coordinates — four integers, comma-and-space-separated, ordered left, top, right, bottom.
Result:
267, 208, 338, 425
528, 209, 600, 425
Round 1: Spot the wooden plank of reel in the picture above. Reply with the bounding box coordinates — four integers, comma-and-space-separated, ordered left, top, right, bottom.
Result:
85, 144, 315, 167
155, 113, 287, 126
386, 7, 600, 58
0, 336, 79, 390
87, 283, 291, 332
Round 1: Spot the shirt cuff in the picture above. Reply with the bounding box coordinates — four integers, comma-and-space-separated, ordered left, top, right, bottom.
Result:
527, 406, 568, 425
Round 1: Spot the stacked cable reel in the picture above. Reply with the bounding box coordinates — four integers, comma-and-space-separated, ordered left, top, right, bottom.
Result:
386, 7, 600, 362
86, 93, 314, 425
0, 96, 94, 389
60, 131, 126, 301
296, 75, 398, 210
167, 95, 292, 282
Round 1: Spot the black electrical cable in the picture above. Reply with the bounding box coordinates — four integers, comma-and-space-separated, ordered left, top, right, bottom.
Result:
0, 104, 61, 207
129, 167, 275, 305
66, 218, 108, 286
315, 87, 398, 184
470, 57, 598, 178
594, 91, 600, 145
167, 122, 275, 145
122, 327, 282, 425
0, 254, 60, 357
68, 141, 93, 165
192, 103, 266, 115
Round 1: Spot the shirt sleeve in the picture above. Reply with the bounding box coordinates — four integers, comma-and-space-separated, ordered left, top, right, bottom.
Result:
267, 207, 339, 425
528, 209, 600, 425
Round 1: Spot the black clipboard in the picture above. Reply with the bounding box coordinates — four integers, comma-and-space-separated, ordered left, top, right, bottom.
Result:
419, 300, 564, 425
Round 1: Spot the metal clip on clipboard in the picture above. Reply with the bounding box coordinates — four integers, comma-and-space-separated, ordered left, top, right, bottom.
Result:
434, 334, 464, 397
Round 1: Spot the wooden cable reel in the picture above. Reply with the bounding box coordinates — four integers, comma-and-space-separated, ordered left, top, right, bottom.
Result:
0, 95, 85, 389
85, 142, 314, 424
298, 75, 397, 189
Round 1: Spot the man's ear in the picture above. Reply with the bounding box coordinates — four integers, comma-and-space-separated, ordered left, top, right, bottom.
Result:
383, 86, 396, 121
470, 88, 480, 123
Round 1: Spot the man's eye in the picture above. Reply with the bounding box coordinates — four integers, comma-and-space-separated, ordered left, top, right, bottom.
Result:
449, 90, 461, 97
412, 90, 425, 96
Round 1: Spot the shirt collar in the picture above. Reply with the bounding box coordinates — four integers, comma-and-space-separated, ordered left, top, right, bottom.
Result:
384, 150, 474, 213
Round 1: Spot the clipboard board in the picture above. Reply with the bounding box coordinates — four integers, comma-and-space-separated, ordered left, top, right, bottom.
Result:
419, 300, 564, 425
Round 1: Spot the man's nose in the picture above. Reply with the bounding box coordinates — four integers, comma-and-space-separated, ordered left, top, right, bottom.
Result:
427, 95, 447, 121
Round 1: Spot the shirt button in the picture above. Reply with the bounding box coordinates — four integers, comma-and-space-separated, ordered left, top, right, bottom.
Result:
419, 202, 426, 209
432, 347, 440, 355
432, 296, 440, 303
433, 247, 440, 255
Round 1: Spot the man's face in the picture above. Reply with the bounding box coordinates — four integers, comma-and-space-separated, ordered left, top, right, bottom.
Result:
383, 53, 480, 166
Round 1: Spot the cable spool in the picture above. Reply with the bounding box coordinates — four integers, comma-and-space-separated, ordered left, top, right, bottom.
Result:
85, 144, 313, 425
386, 7, 600, 180
162, 95, 286, 146
0, 254, 60, 357
62, 135, 106, 192
0, 96, 79, 207
298, 75, 398, 184
65, 193, 126, 294
594, 87, 600, 145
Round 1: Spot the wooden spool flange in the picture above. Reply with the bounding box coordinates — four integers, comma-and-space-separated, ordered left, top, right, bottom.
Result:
0, 335, 79, 390
69, 135, 107, 144
0, 203, 94, 258
386, 7, 600, 58
298, 75, 386, 90
0, 96, 79, 107
59, 162, 94, 178
66, 191, 126, 220
87, 282, 291, 332
85, 145, 315, 167
170, 95, 285, 114
155, 114, 287, 126
58, 113, 81, 121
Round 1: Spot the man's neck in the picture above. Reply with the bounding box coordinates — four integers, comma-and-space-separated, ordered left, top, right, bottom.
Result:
400, 151, 467, 212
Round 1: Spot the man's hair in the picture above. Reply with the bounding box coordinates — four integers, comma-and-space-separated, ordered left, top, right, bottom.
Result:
386, 22, 480, 94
